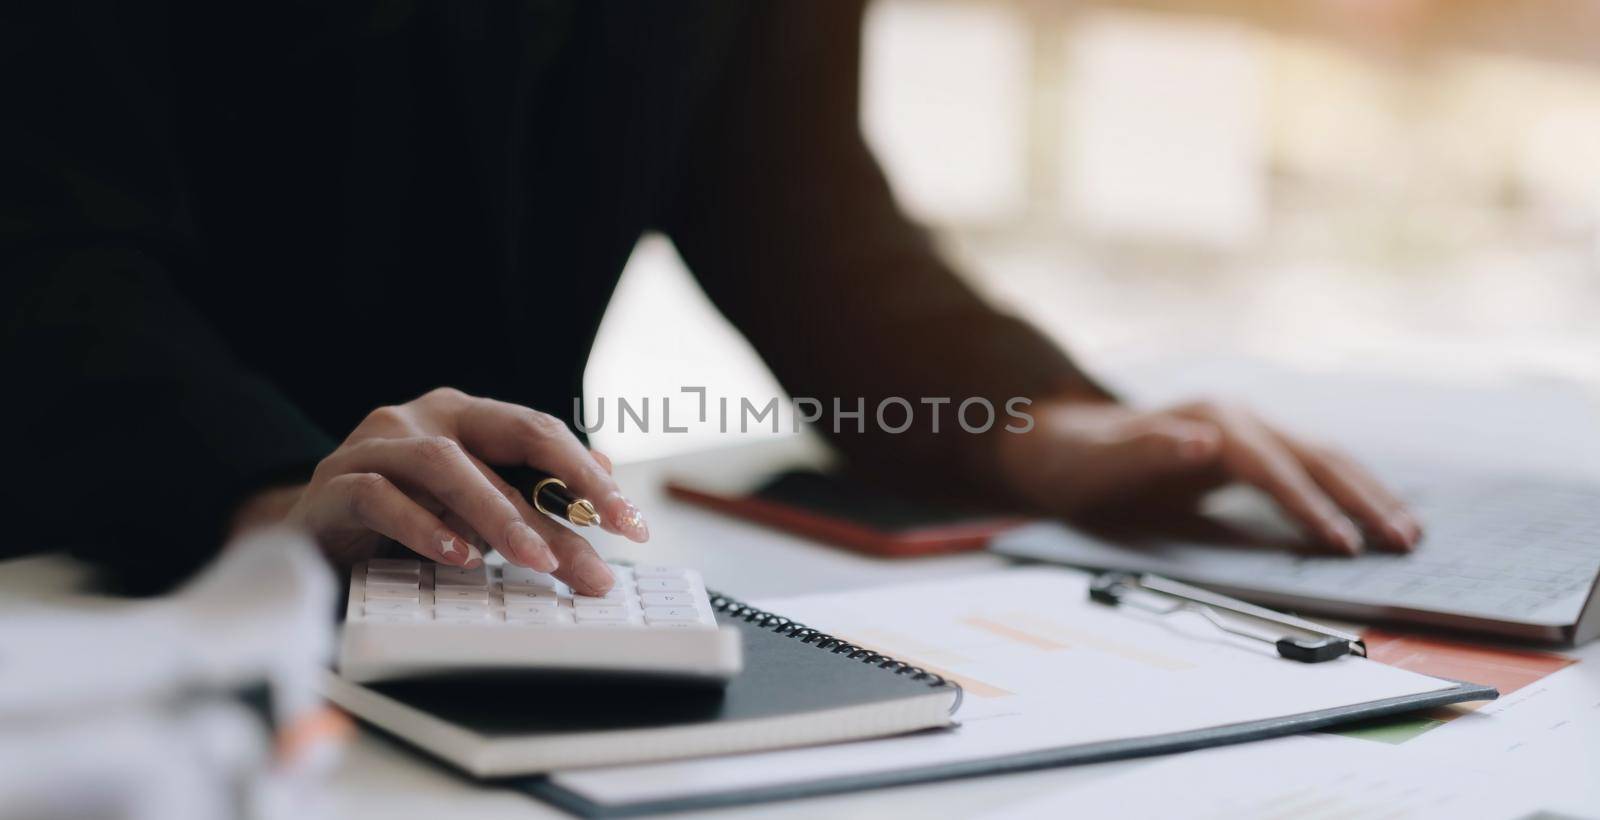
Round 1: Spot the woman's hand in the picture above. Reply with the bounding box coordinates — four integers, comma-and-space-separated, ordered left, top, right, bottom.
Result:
994, 398, 1422, 555
263, 388, 647, 594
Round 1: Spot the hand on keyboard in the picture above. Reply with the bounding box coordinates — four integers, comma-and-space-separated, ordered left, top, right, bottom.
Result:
994, 399, 1423, 556
248, 388, 650, 596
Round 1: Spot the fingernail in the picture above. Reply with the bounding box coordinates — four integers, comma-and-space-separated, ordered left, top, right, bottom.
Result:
439, 536, 466, 565
1177, 436, 1212, 461
514, 524, 558, 572
613, 496, 649, 542
577, 558, 614, 595
464, 543, 483, 567
1384, 517, 1417, 550
1329, 518, 1364, 554
1403, 513, 1424, 543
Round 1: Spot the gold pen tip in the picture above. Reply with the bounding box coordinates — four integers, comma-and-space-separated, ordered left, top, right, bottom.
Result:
567, 500, 601, 527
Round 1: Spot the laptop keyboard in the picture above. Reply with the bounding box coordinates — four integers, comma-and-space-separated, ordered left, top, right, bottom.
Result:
1251, 479, 1600, 617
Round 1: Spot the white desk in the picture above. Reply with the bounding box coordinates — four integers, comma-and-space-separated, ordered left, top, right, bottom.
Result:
5, 367, 1598, 818
330, 367, 1600, 819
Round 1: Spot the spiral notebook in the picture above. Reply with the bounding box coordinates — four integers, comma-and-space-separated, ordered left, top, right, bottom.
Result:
322, 591, 961, 777
521, 569, 1497, 817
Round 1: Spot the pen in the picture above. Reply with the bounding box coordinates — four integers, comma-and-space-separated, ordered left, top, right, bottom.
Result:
504, 467, 602, 527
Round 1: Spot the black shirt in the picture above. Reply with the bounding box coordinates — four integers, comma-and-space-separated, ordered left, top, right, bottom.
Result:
3, 1, 1096, 590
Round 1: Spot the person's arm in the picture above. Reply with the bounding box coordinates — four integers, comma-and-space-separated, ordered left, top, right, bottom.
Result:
1, 6, 338, 592
659, 1, 1110, 490
660, 2, 1419, 554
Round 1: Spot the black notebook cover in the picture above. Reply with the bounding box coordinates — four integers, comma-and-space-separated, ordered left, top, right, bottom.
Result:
364, 604, 955, 738
343, 591, 959, 776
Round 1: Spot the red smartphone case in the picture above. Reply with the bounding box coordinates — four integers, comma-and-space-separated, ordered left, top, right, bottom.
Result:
664, 480, 1025, 558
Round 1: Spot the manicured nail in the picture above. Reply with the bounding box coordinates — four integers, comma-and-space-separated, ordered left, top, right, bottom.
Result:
464, 543, 483, 567
439, 537, 463, 564
577, 558, 614, 595
514, 524, 558, 572
613, 496, 649, 542
1329, 518, 1364, 554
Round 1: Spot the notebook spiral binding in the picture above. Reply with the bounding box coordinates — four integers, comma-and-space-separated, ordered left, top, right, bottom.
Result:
708, 592, 964, 715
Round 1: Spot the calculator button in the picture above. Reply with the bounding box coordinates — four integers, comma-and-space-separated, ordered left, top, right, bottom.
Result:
367, 564, 419, 577
367, 559, 421, 574
631, 565, 689, 579
505, 607, 572, 624
365, 584, 421, 601
505, 582, 569, 595
503, 589, 560, 604
434, 566, 490, 587
502, 578, 566, 594
365, 574, 420, 590
364, 599, 420, 614
574, 620, 636, 629
648, 620, 708, 629
433, 602, 489, 620
435, 579, 490, 592
639, 592, 693, 607
573, 606, 630, 621
636, 578, 690, 592
644, 607, 701, 622
434, 587, 489, 603
572, 592, 625, 607
366, 568, 422, 584
501, 567, 560, 586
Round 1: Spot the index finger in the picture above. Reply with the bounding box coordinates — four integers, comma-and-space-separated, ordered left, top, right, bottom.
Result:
455, 398, 649, 542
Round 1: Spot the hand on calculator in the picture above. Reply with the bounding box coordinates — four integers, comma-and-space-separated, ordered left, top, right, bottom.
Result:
236, 387, 649, 596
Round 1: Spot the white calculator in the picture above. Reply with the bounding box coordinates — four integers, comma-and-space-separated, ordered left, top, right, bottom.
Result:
337, 559, 743, 684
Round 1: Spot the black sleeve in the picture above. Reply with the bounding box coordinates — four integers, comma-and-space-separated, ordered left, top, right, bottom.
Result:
1, 5, 334, 593
659, 1, 1110, 489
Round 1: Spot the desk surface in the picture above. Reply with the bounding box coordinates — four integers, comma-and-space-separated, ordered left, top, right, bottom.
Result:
320, 433, 1599, 820
325, 364, 1600, 819
326, 436, 1139, 820
6, 367, 1599, 819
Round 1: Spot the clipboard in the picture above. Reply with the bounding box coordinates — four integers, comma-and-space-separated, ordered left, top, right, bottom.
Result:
1087, 571, 1366, 662
518, 681, 1494, 817
508, 569, 1499, 817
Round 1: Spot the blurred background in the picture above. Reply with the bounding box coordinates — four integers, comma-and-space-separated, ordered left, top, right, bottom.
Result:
586, 0, 1600, 462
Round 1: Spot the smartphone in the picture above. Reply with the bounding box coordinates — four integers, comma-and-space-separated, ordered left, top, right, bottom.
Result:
665, 468, 1025, 558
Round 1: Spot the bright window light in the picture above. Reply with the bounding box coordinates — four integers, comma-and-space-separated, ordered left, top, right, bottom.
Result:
863, 0, 1031, 225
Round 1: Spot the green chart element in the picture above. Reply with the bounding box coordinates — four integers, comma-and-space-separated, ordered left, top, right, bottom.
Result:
1330, 714, 1449, 745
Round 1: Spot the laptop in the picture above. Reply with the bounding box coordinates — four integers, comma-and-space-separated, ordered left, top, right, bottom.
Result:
992, 465, 1600, 645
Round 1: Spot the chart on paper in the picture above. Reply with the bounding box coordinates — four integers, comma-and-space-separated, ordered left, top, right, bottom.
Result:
838, 608, 1199, 702
549, 568, 1464, 808
1330, 629, 1575, 744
